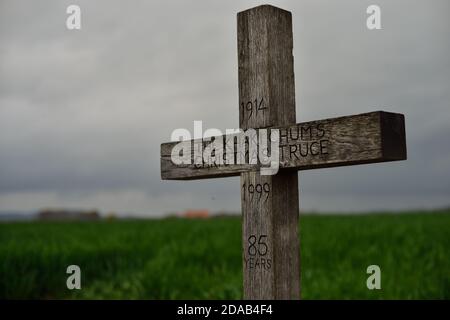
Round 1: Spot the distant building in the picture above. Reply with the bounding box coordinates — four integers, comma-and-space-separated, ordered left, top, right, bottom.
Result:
214, 211, 237, 218
38, 209, 100, 221
182, 209, 209, 218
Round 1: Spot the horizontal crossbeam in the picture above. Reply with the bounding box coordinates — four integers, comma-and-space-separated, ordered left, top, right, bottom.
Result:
160, 111, 406, 180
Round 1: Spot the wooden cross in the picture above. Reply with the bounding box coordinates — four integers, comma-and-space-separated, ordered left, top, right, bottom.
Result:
160, 5, 406, 299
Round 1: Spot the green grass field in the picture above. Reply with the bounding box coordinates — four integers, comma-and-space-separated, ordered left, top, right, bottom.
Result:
0, 211, 449, 299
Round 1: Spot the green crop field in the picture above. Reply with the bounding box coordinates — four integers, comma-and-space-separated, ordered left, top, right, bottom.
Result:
0, 211, 449, 299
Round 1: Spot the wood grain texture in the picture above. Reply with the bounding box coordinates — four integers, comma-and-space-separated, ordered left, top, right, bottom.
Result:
237, 5, 295, 130
160, 111, 407, 180
238, 5, 300, 300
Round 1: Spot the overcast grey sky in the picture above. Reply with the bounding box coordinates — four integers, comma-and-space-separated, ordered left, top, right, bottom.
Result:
0, 0, 449, 216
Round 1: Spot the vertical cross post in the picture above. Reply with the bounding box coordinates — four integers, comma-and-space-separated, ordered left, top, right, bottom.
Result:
238, 5, 300, 299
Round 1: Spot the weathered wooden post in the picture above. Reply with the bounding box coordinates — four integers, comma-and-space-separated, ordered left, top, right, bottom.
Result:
160, 4, 406, 300
238, 5, 300, 299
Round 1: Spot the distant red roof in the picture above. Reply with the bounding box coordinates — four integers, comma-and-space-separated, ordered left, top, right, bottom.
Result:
183, 210, 209, 218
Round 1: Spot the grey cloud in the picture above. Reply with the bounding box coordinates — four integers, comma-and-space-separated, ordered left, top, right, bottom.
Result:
0, 0, 449, 215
